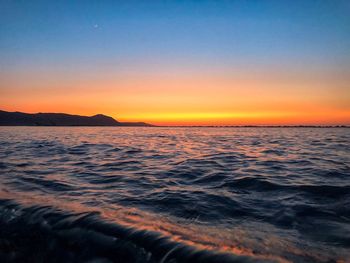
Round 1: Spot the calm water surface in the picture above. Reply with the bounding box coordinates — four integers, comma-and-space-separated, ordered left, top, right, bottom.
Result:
0, 127, 349, 263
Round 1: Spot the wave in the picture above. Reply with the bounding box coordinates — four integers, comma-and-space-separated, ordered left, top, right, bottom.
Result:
0, 199, 272, 263
1, 127, 350, 262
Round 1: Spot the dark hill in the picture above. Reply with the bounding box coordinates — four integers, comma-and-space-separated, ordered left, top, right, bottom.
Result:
0, 110, 153, 127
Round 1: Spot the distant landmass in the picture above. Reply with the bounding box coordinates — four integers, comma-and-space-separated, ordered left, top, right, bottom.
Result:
0, 110, 153, 127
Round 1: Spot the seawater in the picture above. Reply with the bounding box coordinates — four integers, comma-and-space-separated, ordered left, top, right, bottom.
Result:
0, 127, 349, 263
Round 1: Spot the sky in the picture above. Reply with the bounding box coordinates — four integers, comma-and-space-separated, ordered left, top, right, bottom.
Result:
1, 0, 349, 125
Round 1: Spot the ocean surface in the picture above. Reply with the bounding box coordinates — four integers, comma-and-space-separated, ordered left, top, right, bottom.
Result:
0, 127, 349, 263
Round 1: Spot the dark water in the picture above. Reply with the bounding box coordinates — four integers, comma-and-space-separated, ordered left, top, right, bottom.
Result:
0, 127, 349, 263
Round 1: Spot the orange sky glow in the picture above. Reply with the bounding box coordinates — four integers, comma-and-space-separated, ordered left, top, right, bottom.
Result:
1, 67, 349, 126
1, 1, 350, 126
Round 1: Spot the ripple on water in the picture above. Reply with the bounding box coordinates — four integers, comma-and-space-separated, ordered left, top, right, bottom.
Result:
0, 127, 349, 262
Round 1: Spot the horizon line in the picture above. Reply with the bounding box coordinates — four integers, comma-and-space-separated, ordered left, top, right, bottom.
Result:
1, 109, 349, 127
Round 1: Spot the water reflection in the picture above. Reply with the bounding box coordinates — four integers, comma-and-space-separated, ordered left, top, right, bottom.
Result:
0, 127, 349, 262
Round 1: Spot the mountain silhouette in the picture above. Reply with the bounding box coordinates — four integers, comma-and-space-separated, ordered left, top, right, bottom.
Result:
0, 110, 153, 126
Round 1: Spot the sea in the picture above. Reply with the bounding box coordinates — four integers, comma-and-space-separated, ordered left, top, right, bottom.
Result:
0, 127, 349, 263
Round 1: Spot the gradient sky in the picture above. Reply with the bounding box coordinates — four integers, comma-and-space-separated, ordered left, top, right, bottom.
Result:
1, 0, 350, 125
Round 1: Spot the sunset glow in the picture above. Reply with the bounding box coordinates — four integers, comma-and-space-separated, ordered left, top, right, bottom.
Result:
1, 2, 350, 261
1, 1, 349, 125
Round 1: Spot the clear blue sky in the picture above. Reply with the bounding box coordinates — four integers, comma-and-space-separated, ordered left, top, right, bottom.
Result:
1, 0, 349, 70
